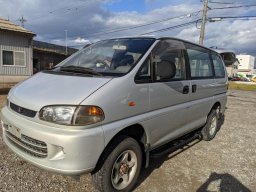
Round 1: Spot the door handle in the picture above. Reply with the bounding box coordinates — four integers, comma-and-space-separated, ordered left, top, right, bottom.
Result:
183, 85, 189, 94
192, 84, 197, 93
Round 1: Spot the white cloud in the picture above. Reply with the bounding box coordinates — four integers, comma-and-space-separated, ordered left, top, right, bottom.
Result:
0, 0, 255, 55
74, 37, 91, 44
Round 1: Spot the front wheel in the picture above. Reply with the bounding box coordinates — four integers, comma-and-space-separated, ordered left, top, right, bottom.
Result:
92, 136, 142, 192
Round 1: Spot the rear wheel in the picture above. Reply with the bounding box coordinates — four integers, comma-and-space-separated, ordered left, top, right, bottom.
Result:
92, 136, 142, 192
201, 109, 218, 141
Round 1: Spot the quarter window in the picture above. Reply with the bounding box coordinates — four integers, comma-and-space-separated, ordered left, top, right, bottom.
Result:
2, 50, 25, 66
212, 54, 225, 77
186, 45, 213, 78
135, 57, 151, 83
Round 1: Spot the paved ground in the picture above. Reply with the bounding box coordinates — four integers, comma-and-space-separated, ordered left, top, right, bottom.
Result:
0, 89, 255, 192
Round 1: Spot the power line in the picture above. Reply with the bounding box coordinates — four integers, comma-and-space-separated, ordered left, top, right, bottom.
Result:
140, 20, 199, 35
31, 0, 94, 21
67, 10, 202, 39
67, 3, 256, 39
210, 15, 256, 19
230, 18, 256, 20
209, 1, 234, 4
210, 4, 256, 10
140, 15, 256, 36
25, 2, 256, 41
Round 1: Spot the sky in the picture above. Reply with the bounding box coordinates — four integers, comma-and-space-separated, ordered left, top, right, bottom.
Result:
0, 0, 256, 56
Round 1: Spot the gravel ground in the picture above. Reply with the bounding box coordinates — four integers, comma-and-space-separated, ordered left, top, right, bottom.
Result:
0, 90, 255, 192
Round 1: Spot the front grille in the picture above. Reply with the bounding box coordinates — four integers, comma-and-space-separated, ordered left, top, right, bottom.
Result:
5, 131, 48, 158
10, 102, 37, 118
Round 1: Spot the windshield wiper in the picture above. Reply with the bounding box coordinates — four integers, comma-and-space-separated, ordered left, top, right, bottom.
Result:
60, 66, 103, 76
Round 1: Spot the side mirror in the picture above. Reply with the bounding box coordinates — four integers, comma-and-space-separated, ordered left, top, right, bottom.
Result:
155, 60, 176, 80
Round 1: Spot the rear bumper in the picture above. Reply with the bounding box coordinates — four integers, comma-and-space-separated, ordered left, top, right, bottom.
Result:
0, 106, 105, 175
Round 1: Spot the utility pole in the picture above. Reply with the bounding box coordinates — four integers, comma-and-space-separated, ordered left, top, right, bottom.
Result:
65, 29, 68, 56
199, 0, 208, 45
18, 16, 27, 28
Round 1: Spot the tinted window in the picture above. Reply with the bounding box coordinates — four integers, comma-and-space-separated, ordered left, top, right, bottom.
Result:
212, 54, 225, 77
153, 40, 186, 81
186, 44, 213, 78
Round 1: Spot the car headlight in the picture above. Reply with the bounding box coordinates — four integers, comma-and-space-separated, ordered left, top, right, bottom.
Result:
39, 105, 104, 126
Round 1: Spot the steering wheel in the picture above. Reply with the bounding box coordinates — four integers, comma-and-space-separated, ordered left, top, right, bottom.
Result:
95, 60, 111, 70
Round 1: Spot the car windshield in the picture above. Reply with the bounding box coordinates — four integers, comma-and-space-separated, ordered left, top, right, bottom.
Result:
56, 38, 155, 77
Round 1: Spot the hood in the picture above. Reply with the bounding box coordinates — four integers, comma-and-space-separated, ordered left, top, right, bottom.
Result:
9, 72, 112, 111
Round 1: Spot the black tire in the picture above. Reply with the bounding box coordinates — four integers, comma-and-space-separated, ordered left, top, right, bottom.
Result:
201, 109, 219, 141
92, 136, 142, 192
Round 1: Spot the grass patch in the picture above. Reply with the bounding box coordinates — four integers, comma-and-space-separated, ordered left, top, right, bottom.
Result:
228, 81, 256, 91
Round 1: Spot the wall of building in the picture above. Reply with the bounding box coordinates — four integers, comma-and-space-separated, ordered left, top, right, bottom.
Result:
236, 55, 255, 75
0, 30, 33, 76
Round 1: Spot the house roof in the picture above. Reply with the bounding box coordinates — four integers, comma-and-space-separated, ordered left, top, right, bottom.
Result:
0, 17, 35, 35
33, 40, 78, 56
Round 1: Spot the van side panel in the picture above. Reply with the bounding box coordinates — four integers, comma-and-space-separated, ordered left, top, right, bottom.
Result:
147, 81, 190, 148
80, 75, 151, 146
187, 79, 215, 128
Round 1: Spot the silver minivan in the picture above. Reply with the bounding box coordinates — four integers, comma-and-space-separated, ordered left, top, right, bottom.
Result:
0, 37, 227, 192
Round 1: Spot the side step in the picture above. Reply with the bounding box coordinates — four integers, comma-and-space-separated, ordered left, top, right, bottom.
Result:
150, 131, 202, 158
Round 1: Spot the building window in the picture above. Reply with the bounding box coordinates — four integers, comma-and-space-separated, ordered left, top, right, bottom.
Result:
2, 50, 25, 66
3, 51, 14, 65
15, 52, 25, 66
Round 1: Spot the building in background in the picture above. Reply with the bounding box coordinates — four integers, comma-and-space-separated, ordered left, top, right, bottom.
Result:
0, 17, 78, 89
33, 40, 77, 73
236, 55, 256, 75
0, 17, 35, 89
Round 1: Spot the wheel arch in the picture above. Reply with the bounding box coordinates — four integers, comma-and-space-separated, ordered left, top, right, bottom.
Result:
210, 101, 221, 115
92, 123, 149, 173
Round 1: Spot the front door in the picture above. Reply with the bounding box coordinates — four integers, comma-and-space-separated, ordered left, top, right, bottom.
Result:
144, 39, 191, 149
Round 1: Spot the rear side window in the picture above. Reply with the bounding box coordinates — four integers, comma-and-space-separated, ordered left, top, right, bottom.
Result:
212, 54, 225, 78
186, 44, 213, 78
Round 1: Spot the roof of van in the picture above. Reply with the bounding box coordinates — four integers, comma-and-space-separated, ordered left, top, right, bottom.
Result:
213, 49, 236, 54
101, 35, 219, 54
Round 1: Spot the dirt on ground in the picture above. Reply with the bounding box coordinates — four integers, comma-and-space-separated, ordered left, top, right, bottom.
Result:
0, 90, 255, 192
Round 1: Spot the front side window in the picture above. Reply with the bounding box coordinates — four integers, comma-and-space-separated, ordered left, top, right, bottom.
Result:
186, 44, 213, 78
56, 38, 155, 77
2, 50, 25, 66
212, 54, 225, 77
152, 40, 186, 81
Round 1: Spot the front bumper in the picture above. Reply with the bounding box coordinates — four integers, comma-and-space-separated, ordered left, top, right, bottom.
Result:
0, 106, 105, 175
